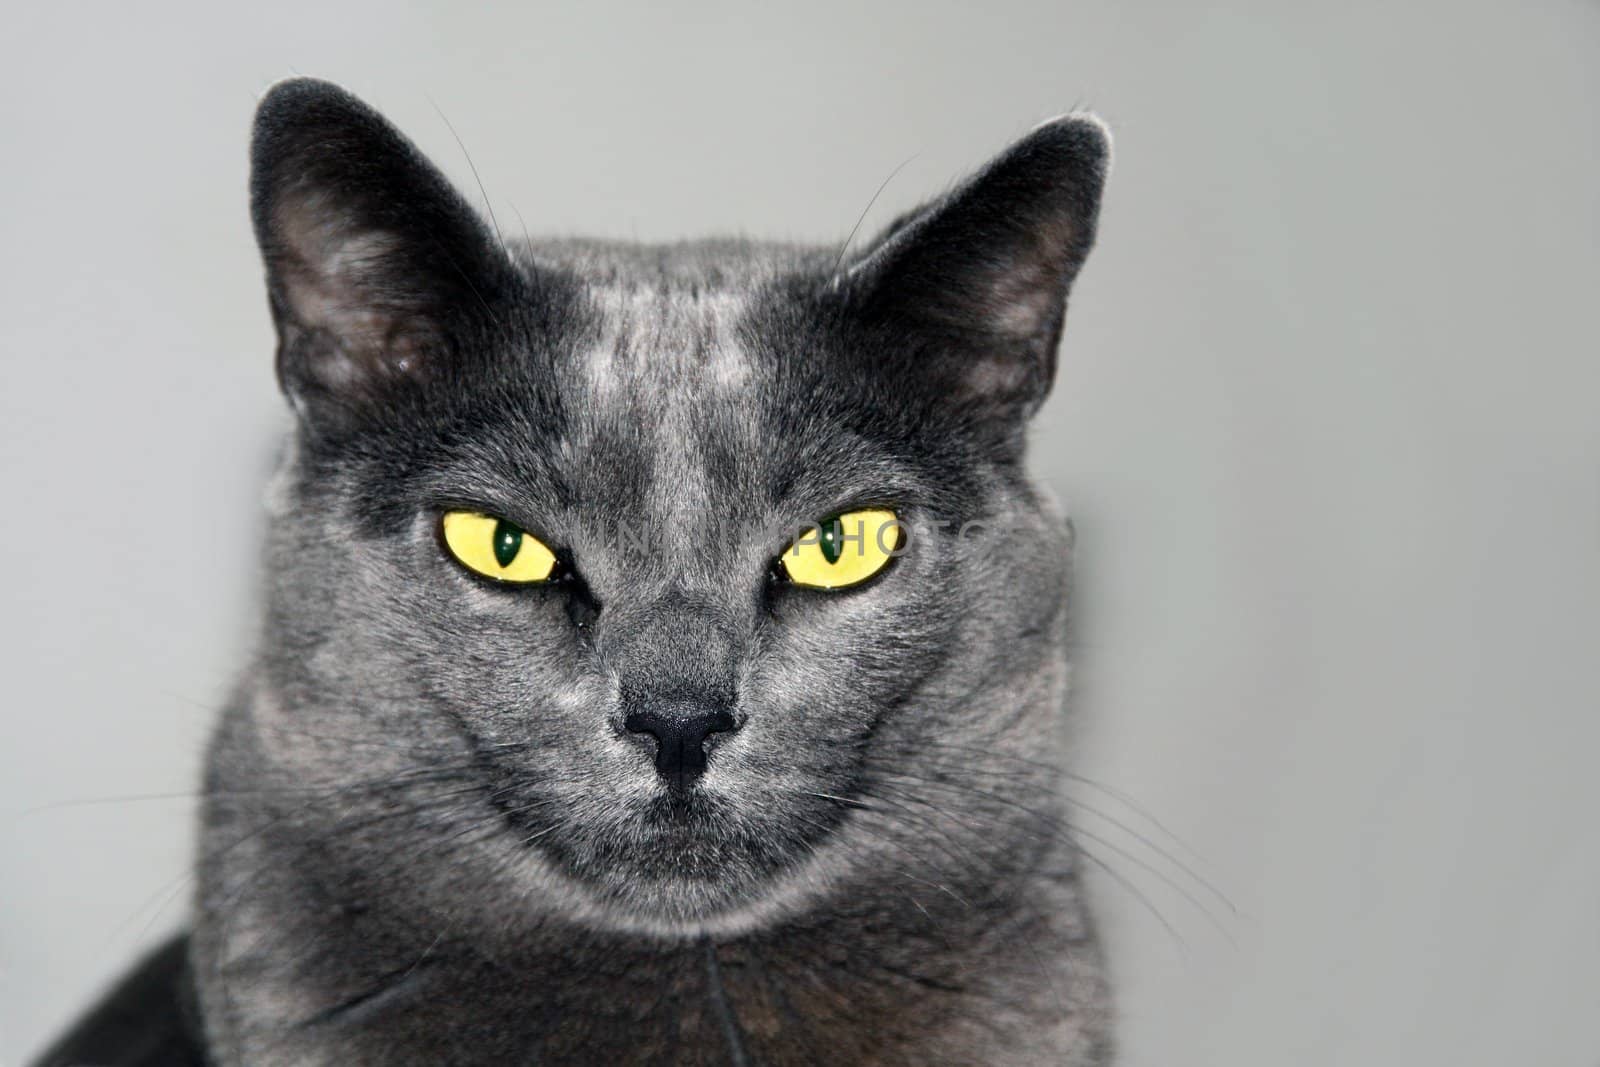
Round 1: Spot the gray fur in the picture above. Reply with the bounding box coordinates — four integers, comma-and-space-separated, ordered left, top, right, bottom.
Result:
194, 79, 1113, 1065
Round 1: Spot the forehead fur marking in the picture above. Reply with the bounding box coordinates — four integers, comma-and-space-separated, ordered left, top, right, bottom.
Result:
584, 285, 751, 395
581, 284, 753, 567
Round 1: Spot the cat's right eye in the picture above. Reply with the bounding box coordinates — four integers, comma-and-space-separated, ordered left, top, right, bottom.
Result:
441, 511, 558, 584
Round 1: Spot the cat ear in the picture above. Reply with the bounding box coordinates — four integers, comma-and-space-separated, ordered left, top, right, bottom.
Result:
250, 78, 513, 426
846, 115, 1110, 420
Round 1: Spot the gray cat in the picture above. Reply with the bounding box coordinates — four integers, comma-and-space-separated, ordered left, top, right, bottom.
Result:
36, 78, 1113, 1066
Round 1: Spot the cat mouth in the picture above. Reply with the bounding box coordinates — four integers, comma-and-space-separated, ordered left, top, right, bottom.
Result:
474, 758, 744, 851
460, 736, 848, 920
639, 787, 725, 825
476, 774, 805, 915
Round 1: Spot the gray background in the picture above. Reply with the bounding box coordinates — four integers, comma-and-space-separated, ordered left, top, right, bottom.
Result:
3, 2, 1597, 1063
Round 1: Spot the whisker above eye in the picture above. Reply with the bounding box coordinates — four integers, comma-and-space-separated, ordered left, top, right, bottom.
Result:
800, 790, 871, 810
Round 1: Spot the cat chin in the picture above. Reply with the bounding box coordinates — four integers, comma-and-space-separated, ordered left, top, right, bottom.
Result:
529, 867, 844, 942
535, 833, 793, 931
488, 804, 875, 942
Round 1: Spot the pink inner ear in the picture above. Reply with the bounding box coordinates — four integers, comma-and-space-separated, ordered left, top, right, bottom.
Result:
275, 191, 407, 321
963, 351, 1036, 400
972, 210, 1082, 339
272, 196, 435, 388
983, 262, 1066, 341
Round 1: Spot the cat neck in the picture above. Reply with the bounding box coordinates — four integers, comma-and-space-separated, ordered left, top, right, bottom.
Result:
205, 850, 1106, 1065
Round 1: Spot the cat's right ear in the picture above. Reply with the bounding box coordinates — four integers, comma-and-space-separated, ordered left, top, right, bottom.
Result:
250, 78, 514, 430
840, 116, 1110, 427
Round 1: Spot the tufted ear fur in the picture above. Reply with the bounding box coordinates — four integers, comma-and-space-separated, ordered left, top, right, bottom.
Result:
847, 115, 1110, 421
250, 78, 514, 429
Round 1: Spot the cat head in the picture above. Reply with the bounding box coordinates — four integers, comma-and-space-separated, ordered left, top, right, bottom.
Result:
245, 78, 1108, 935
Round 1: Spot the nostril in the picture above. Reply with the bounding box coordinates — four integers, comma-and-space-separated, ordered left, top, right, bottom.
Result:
623, 705, 738, 792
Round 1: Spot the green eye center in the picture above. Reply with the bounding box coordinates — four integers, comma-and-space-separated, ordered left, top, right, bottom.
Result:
818, 517, 844, 565
441, 511, 558, 584
493, 520, 523, 568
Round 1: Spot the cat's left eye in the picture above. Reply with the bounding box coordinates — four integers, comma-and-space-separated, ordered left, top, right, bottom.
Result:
779, 508, 902, 590
441, 511, 557, 584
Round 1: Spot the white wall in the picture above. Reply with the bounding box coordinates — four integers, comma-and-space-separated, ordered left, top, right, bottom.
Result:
3, 2, 1597, 1063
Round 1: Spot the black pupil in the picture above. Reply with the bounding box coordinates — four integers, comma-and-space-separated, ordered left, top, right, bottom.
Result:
493, 521, 523, 568
819, 517, 843, 565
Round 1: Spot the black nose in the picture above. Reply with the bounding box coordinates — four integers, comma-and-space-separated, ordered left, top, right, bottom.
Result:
624, 703, 738, 792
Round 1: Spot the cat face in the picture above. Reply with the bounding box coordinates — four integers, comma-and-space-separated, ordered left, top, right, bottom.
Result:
247, 80, 1106, 932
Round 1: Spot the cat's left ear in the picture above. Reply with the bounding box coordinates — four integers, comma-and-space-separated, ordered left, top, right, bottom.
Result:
846, 115, 1110, 420
250, 78, 516, 429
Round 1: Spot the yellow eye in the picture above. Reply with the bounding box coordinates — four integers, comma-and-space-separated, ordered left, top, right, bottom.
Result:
441, 511, 558, 584
780, 508, 902, 590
